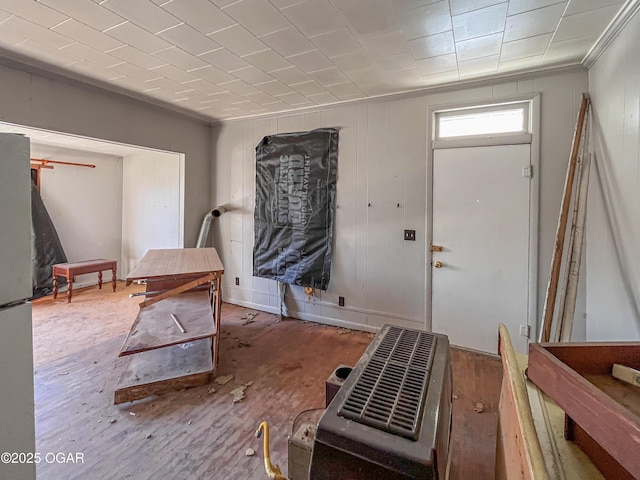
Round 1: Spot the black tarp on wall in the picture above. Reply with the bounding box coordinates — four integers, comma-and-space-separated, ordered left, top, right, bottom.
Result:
253, 128, 338, 291
31, 180, 67, 298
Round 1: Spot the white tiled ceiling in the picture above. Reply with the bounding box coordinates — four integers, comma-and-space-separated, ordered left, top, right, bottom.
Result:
0, 0, 626, 121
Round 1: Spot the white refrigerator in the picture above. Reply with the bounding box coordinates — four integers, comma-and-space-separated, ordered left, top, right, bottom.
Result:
0, 133, 36, 480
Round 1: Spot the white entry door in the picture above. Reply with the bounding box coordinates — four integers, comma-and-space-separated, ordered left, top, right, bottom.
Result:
431, 144, 531, 353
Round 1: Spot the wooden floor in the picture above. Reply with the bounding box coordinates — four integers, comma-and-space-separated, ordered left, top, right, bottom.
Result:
31, 283, 502, 480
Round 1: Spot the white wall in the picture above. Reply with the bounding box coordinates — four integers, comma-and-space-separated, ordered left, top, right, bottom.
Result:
0, 62, 210, 246
587, 12, 640, 340
34, 144, 123, 288
212, 70, 589, 334
121, 150, 183, 276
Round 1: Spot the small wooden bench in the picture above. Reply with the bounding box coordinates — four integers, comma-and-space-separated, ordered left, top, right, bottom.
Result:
52, 259, 117, 303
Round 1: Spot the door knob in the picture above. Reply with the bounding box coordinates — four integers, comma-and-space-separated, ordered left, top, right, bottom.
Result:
434, 261, 443, 268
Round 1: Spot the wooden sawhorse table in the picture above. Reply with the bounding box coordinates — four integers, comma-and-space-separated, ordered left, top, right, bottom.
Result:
52, 259, 117, 303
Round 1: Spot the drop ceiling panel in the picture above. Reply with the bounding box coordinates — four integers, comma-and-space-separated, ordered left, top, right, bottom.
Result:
1, 16, 74, 49
51, 19, 124, 52
0, 0, 68, 28
157, 23, 222, 56
450, 0, 507, 16
209, 24, 268, 57
458, 54, 499, 77
100, 0, 181, 35
38, 0, 126, 32
260, 27, 316, 58
230, 66, 276, 85
564, 0, 622, 16
553, 5, 621, 42
360, 30, 410, 56
197, 48, 251, 73
108, 45, 167, 70
104, 22, 173, 54
397, 2, 453, 40
503, 2, 567, 42
452, 2, 508, 41
153, 46, 208, 71
280, 0, 346, 37
500, 33, 552, 62
290, 80, 328, 96
187, 65, 236, 84
161, 0, 236, 35
224, 0, 291, 36
455, 32, 503, 61
269, 66, 312, 85
310, 28, 362, 58
149, 63, 200, 83
286, 50, 334, 73
331, 0, 399, 36
409, 31, 455, 59
507, 0, 565, 16
416, 53, 458, 75
0, 0, 625, 121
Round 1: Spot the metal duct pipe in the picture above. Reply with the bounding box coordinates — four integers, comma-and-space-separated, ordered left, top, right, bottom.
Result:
196, 206, 226, 248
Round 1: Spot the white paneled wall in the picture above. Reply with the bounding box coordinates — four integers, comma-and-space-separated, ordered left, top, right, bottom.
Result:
587, 14, 640, 340
212, 70, 588, 333
121, 150, 183, 276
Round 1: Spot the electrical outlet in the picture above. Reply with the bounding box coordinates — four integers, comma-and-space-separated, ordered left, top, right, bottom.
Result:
519, 325, 530, 338
404, 229, 416, 241
235, 277, 240, 286
338, 296, 345, 307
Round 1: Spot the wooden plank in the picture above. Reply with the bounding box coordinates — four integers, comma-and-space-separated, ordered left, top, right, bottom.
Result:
126, 248, 224, 283
114, 338, 214, 404
496, 324, 549, 480
540, 94, 590, 342
527, 343, 640, 478
140, 272, 216, 308
119, 292, 215, 356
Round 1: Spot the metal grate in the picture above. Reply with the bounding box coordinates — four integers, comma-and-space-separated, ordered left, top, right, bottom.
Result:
338, 326, 436, 441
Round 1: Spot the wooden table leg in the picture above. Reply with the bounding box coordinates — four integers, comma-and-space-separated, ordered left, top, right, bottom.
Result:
98, 271, 103, 290
112, 266, 117, 292
53, 276, 58, 299
67, 277, 73, 303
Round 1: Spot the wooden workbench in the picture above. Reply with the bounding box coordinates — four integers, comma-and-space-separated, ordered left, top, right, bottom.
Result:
114, 248, 224, 404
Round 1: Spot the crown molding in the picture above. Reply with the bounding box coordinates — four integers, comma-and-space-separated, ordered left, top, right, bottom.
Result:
583, 0, 640, 68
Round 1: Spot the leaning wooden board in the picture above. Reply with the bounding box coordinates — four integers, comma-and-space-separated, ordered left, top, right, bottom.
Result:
528, 342, 640, 479
115, 248, 224, 404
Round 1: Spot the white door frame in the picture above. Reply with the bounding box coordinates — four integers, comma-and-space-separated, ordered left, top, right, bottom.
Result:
425, 93, 541, 344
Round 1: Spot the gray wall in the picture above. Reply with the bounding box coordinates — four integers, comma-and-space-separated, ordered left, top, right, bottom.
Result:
587, 12, 640, 340
211, 69, 589, 338
0, 62, 211, 247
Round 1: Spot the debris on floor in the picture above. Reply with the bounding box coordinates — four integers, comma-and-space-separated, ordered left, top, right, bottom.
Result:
215, 374, 235, 385
337, 327, 352, 335
109, 419, 117, 424
245, 448, 255, 457
473, 402, 485, 413
452, 394, 459, 400
207, 386, 217, 395
241, 312, 259, 325
235, 338, 251, 348
145, 433, 152, 439
59, 371, 69, 376
231, 381, 254, 404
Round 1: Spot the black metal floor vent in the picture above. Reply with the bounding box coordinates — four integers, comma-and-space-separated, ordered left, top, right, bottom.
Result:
338, 326, 436, 440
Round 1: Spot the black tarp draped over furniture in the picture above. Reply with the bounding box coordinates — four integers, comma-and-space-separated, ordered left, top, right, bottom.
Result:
31, 180, 67, 298
253, 128, 338, 291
